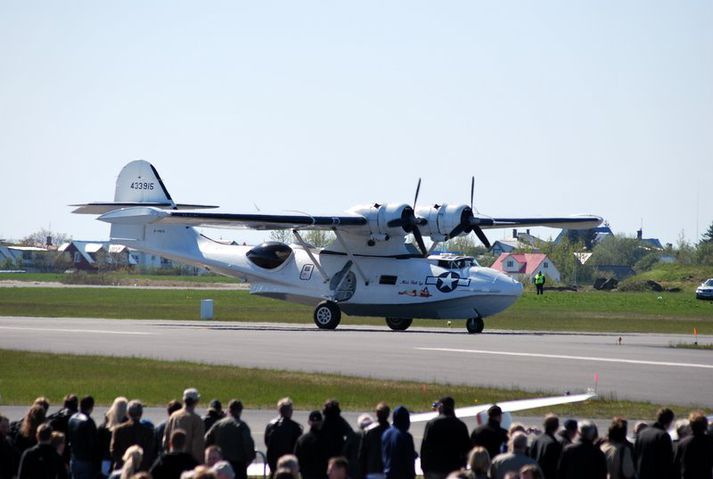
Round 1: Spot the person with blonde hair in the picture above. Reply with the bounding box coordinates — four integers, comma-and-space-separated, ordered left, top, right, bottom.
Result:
467, 446, 490, 479
99, 397, 129, 474
110, 445, 144, 479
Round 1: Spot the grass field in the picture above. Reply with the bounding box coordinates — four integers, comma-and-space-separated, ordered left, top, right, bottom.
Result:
0, 349, 706, 419
0, 286, 711, 333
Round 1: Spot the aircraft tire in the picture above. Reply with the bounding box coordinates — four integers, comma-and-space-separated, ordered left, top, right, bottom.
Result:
385, 317, 413, 331
466, 317, 484, 334
313, 301, 341, 329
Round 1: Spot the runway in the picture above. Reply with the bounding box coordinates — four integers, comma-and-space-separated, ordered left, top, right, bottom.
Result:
1, 316, 712, 406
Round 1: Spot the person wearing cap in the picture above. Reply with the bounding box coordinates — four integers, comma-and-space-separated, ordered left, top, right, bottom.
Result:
111, 400, 156, 472
470, 404, 509, 460
528, 414, 562, 479
164, 388, 206, 464
264, 397, 303, 478
420, 397, 470, 479
204, 399, 255, 479
203, 400, 226, 433
556, 419, 578, 446
359, 402, 391, 479
382, 406, 416, 479
295, 410, 327, 479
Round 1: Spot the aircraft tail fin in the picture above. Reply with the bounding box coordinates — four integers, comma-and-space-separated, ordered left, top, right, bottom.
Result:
71, 160, 217, 214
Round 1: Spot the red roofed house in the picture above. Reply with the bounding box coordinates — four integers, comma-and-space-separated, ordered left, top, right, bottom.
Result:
491, 253, 561, 283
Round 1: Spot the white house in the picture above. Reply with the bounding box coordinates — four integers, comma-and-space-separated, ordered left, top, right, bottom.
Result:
490, 252, 561, 283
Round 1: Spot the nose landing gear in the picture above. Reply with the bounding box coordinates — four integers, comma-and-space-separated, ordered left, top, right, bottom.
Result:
466, 316, 484, 334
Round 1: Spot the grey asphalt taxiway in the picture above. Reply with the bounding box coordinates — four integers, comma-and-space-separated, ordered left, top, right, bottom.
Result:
1, 316, 712, 406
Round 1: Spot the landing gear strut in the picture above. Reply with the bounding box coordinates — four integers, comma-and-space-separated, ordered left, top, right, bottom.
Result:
466, 317, 484, 334
385, 317, 413, 331
313, 301, 341, 329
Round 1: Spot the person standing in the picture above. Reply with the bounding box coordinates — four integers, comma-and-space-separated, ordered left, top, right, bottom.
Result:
534, 272, 545, 295
529, 414, 562, 479
111, 400, 156, 472
320, 399, 354, 461
67, 396, 99, 479
634, 408, 675, 479
490, 432, 540, 479
155, 400, 182, 457
294, 410, 327, 479
164, 388, 205, 464
264, 397, 303, 477
17, 423, 68, 479
203, 400, 226, 433
359, 402, 391, 479
420, 397, 471, 479
381, 406, 416, 479
673, 411, 713, 479
556, 421, 607, 479
205, 399, 255, 479
599, 417, 635, 479
0, 414, 20, 479
471, 405, 509, 460
150, 429, 199, 479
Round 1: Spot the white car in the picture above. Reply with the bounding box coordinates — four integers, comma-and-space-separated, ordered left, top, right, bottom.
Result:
696, 278, 713, 300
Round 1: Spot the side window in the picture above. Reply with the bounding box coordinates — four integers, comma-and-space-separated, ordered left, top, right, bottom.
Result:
544, 262, 549, 268
74, 252, 81, 263
379, 275, 398, 285
506, 260, 513, 268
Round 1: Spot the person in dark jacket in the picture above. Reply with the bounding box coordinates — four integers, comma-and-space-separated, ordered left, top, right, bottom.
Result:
634, 408, 675, 479
556, 420, 607, 479
471, 404, 509, 460
150, 429, 199, 479
111, 400, 156, 472
673, 411, 713, 479
264, 397, 303, 478
382, 406, 416, 479
420, 396, 471, 479
295, 410, 327, 479
529, 414, 562, 479
67, 396, 99, 479
0, 414, 20, 479
205, 399, 256, 479
47, 394, 78, 466
17, 423, 68, 479
359, 402, 391, 478
320, 399, 354, 461
556, 419, 578, 447
203, 399, 226, 433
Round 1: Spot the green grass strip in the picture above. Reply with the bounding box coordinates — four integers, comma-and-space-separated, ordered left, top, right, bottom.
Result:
1, 287, 712, 334
0, 349, 707, 419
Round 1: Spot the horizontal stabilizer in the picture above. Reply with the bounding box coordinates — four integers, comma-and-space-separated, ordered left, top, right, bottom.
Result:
71, 202, 219, 214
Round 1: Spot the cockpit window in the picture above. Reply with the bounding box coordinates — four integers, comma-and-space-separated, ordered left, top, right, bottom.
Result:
246, 242, 293, 269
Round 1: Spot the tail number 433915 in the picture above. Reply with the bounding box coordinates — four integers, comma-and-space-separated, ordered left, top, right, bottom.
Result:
130, 182, 155, 190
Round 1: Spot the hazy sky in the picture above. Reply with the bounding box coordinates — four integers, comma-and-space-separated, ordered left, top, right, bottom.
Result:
1, 1, 711, 246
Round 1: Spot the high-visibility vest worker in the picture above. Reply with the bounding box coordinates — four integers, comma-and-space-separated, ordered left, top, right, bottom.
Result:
535, 273, 545, 285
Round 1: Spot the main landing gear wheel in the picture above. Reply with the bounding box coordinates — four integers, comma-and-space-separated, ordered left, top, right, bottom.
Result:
385, 317, 413, 331
466, 317, 484, 334
313, 301, 341, 330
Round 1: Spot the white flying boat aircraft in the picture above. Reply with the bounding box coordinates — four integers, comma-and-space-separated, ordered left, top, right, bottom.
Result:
73, 161, 601, 333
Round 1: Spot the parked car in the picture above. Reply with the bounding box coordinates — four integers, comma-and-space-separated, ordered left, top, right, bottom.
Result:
695, 278, 713, 300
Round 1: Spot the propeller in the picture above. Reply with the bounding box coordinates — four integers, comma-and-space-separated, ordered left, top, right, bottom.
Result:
387, 179, 429, 257
447, 176, 492, 249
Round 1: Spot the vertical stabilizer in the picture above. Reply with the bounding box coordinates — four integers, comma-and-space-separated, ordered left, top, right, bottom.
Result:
114, 160, 175, 206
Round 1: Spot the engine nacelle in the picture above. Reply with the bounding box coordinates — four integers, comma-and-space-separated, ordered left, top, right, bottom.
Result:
416, 204, 472, 242
349, 203, 414, 241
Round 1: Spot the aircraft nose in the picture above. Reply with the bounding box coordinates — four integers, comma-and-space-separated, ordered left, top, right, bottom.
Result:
496, 272, 523, 297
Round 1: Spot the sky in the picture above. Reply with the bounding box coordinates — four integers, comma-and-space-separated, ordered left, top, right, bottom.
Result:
1, 1, 712, 247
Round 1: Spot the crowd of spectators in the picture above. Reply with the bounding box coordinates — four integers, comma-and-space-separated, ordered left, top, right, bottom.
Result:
0, 389, 711, 479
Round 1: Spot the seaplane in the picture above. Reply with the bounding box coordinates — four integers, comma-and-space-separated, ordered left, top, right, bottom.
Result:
73, 160, 601, 333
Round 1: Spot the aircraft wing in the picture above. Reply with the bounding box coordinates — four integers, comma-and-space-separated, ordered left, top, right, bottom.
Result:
478, 215, 603, 231
97, 207, 368, 230
409, 392, 597, 423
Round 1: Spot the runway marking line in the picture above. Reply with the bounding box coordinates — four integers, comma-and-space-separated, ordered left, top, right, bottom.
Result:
0, 326, 153, 336
416, 347, 713, 370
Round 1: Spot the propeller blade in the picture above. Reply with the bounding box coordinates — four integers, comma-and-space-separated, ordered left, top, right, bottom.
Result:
470, 176, 475, 210
413, 178, 422, 209
472, 225, 491, 249
412, 227, 429, 257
